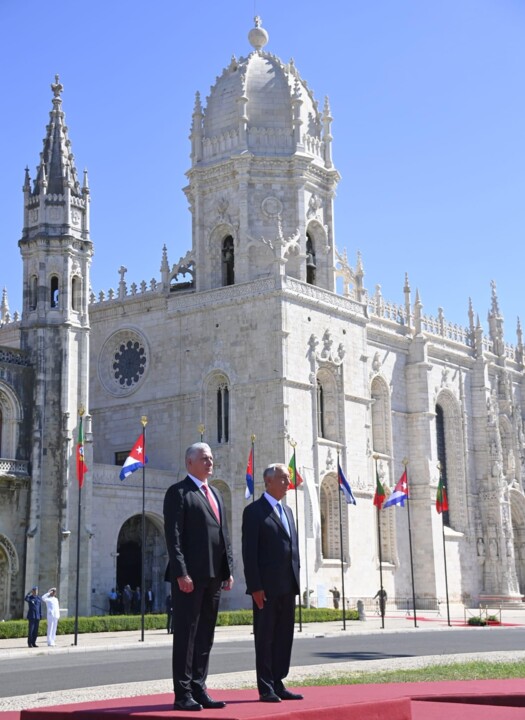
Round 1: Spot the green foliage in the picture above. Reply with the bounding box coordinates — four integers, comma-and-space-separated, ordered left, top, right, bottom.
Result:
467, 616, 487, 626
0, 607, 357, 639
296, 661, 525, 686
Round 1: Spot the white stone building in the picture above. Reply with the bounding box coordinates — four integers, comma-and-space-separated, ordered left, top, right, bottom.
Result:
1, 19, 525, 619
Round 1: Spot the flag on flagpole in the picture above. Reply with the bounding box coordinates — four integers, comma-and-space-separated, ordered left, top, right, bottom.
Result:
373, 469, 386, 508
245, 447, 254, 499
383, 470, 409, 509
436, 474, 449, 514
76, 416, 87, 489
119, 435, 148, 481
288, 453, 304, 489
338, 461, 356, 505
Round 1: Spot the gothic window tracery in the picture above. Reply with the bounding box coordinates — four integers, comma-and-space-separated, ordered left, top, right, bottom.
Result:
316, 369, 338, 441
320, 473, 349, 561
371, 376, 395, 564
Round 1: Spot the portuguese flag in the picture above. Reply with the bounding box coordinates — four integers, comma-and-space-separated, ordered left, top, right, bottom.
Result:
288, 453, 304, 489
436, 475, 449, 514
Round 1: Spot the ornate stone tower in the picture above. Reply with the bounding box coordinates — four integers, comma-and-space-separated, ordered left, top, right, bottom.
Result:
19, 76, 93, 612
184, 17, 340, 292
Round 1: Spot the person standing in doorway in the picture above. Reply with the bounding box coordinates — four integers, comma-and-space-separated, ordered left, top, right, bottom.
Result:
24, 586, 42, 648
42, 588, 60, 646
242, 463, 302, 703
163, 442, 233, 712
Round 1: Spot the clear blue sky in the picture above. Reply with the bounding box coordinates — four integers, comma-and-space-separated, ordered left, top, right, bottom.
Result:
2, 1, 524, 341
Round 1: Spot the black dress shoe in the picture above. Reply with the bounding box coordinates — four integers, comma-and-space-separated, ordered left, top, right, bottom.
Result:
194, 693, 226, 709
259, 692, 281, 703
173, 697, 203, 711
276, 689, 304, 700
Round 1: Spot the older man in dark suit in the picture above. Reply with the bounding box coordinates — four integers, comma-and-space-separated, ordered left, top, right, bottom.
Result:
242, 463, 303, 703
164, 442, 233, 712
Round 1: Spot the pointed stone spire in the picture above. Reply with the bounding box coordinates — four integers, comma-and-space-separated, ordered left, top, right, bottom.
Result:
0, 287, 10, 323
517, 317, 523, 365
190, 92, 204, 163
33, 75, 81, 197
474, 313, 484, 358
413, 288, 422, 335
488, 280, 504, 357
404, 272, 411, 329
22, 77, 90, 242
468, 297, 475, 335
160, 244, 170, 288
322, 96, 333, 169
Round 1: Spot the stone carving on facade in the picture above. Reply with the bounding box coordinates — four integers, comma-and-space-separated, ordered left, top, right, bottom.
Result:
261, 196, 283, 218
307, 330, 345, 366
335, 247, 365, 301
371, 351, 381, 375
0, 533, 19, 575
259, 216, 300, 273
170, 249, 195, 283
307, 193, 323, 220
325, 448, 335, 471
477, 537, 485, 559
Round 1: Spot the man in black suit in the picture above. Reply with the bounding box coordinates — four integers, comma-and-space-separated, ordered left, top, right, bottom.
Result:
164, 442, 233, 711
242, 463, 303, 703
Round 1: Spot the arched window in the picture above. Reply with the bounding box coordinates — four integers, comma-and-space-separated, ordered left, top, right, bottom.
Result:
71, 276, 81, 312
50, 275, 59, 308
217, 384, 229, 443
435, 404, 450, 528
371, 376, 392, 457
316, 368, 338, 442
205, 372, 231, 446
306, 234, 316, 285
222, 237, 234, 286
29, 275, 38, 310
317, 380, 325, 438
320, 473, 349, 561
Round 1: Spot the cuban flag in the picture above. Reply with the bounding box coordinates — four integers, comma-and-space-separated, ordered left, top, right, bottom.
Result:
119, 436, 148, 481
338, 461, 356, 505
383, 470, 409, 509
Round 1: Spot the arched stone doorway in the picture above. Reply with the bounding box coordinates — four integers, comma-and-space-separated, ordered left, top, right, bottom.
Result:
0, 533, 19, 620
116, 513, 167, 613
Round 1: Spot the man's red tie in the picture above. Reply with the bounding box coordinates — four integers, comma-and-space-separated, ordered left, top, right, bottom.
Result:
202, 483, 221, 523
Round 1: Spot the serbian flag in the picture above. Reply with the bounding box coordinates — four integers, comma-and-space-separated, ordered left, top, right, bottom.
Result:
288, 453, 304, 489
436, 474, 449, 514
373, 470, 386, 509
76, 416, 87, 489
119, 435, 148, 481
338, 461, 356, 505
384, 470, 409, 509
245, 447, 254, 499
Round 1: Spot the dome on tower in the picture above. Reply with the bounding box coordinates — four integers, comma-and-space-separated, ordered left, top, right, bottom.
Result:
192, 18, 330, 167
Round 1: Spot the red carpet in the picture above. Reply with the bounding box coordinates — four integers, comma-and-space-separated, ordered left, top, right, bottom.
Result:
1, 680, 522, 720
